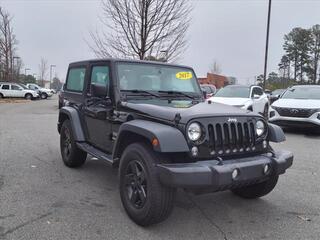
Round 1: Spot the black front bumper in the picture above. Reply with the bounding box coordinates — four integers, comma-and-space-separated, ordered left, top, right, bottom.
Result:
157, 150, 293, 192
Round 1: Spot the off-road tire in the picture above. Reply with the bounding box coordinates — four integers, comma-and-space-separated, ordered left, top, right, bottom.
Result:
231, 175, 279, 199
119, 143, 175, 226
40, 92, 48, 99
60, 120, 87, 168
0, 93, 3, 99
25, 93, 32, 100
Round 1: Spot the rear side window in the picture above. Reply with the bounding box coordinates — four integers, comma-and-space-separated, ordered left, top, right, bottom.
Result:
1, 85, 10, 90
66, 68, 86, 92
11, 85, 21, 90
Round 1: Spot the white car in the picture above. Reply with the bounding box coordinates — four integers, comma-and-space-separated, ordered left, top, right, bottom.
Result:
269, 85, 320, 128
209, 85, 269, 118
26, 83, 53, 99
0, 82, 39, 100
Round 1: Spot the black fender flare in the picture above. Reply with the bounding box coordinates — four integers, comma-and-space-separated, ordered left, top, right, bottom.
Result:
267, 123, 286, 143
58, 106, 85, 141
112, 120, 189, 159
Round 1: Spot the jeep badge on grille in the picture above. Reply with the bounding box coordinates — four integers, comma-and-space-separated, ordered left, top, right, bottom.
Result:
227, 118, 238, 123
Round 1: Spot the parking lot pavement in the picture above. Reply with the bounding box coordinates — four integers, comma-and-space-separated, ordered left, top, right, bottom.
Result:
0, 97, 319, 240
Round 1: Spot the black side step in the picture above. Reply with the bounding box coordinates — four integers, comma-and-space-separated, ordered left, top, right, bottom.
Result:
77, 142, 114, 165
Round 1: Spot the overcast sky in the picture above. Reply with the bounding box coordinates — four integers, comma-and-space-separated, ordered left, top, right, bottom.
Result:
1, 0, 320, 84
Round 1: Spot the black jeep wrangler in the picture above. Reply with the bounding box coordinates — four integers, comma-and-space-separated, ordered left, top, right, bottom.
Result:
58, 59, 293, 226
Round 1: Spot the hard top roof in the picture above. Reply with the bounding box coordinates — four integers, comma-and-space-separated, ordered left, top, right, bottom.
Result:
69, 58, 193, 70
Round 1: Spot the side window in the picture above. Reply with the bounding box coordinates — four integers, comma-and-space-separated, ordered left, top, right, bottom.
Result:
2, 84, 10, 90
66, 68, 86, 92
252, 87, 263, 97
256, 88, 263, 96
11, 85, 21, 90
91, 66, 110, 87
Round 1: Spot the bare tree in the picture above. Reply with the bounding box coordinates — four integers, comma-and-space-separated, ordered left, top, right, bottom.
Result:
38, 58, 48, 87
209, 60, 222, 74
13, 57, 23, 81
0, 7, 18, 81
88, 0, 192, 62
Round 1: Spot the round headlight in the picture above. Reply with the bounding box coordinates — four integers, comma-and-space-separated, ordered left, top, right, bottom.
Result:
256, 120, 265, 137
187, 122, 202, 141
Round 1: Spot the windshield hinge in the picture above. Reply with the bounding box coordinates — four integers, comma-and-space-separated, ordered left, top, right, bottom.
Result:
174, 113, 181, 125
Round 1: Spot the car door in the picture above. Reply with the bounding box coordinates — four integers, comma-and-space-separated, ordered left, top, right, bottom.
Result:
83, 64, 113, 153
251, 87, 265, 114
11, 84, 24, 97
1, 84, 11, 97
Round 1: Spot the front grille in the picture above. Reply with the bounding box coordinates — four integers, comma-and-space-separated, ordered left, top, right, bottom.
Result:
207, 121, 256, 155
275, 107, 317, 118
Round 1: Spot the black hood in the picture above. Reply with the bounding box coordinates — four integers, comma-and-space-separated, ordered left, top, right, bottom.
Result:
121, 100, 257, 124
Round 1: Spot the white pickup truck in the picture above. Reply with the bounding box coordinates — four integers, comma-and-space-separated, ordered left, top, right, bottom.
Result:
0, 82, 39, 100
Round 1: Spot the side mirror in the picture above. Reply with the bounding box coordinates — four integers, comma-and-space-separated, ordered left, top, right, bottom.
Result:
63, 84, 66, 90
91, 83, 107, 97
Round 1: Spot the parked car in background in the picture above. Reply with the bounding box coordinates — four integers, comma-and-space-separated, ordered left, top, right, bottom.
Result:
200, 84, 216, 99
269, 85, 320, 128
26, 83, 53, 99
209, 85, 269, 118
269, 89, 286, 104
0, 82, 39, 100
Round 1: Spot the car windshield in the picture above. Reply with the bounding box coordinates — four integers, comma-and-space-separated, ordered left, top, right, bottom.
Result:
272, 89, 284, 95
117, 62, 202, 98
281, 87, 320, 100
215, 86, 250, 98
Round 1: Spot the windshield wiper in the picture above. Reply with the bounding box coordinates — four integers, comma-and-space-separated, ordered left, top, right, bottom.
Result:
121, 89, 160, 98
158, 90, 199, 100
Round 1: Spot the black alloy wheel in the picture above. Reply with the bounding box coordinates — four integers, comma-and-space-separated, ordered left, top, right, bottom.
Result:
119, 143, 175, 226
125, 160, 147, 209
62, 127, 72, 159
60, 120, 87, 168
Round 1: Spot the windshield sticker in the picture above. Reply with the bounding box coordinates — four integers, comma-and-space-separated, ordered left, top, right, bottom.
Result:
176, 72, 193, 80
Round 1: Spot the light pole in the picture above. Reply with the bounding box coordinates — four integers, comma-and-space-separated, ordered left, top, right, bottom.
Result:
25, 68, 31, 83
263, 0, 272, 90
50, 65, 56, 89
12, 56, 21, 81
